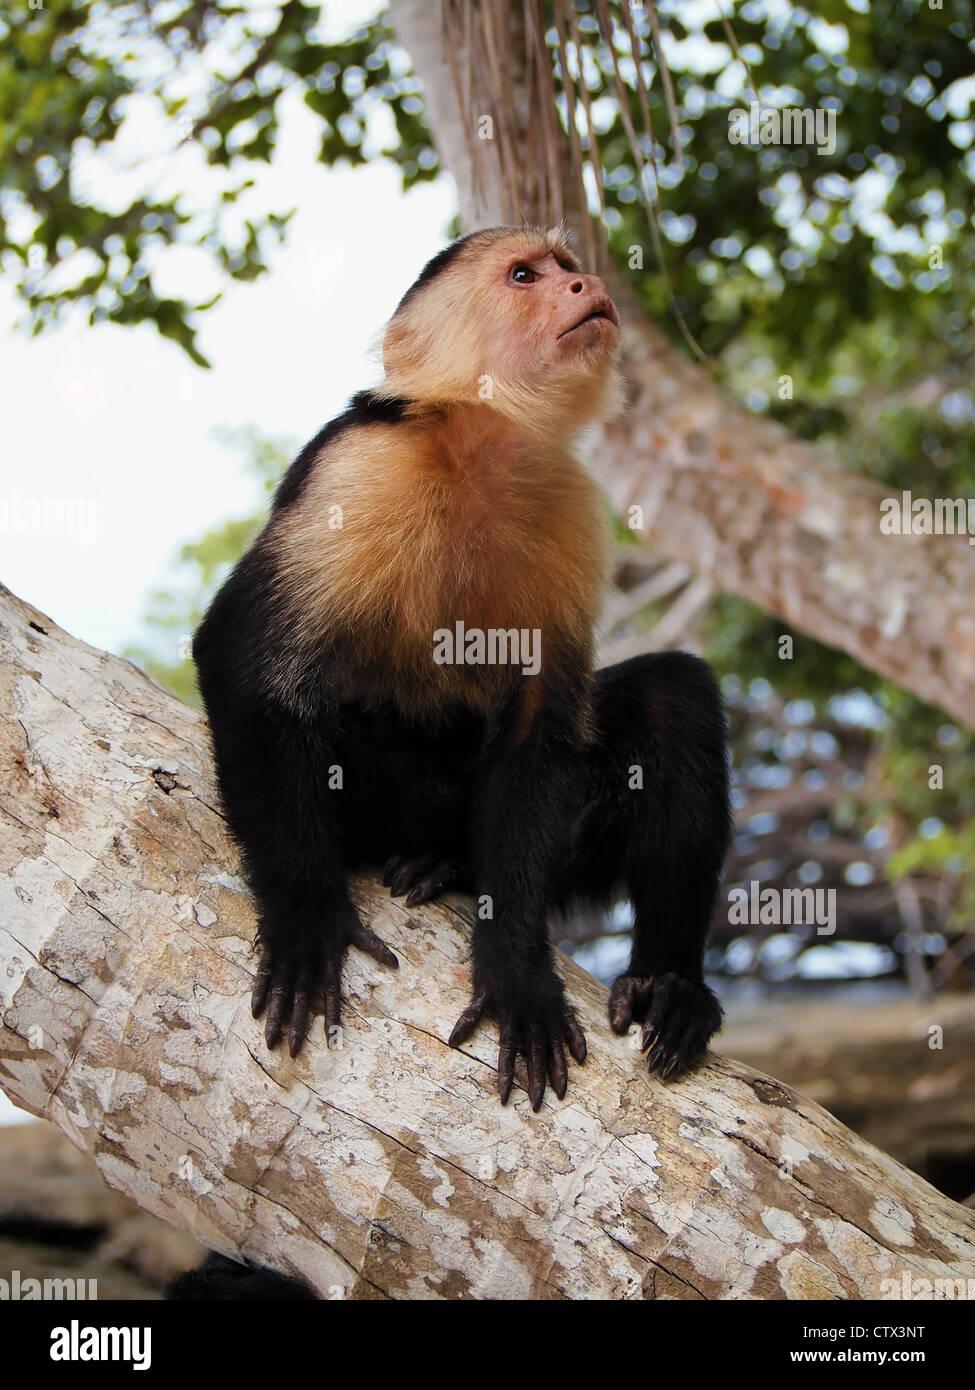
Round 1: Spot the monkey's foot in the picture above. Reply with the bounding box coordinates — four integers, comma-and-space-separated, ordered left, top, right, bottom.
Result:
382, 852, 468, 907
608, 972, 723, 1081
449, 970, 587, 1111
251, 901, 397, 1058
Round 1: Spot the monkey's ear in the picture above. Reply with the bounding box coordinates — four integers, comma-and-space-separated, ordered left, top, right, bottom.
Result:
382, 309, 460, 403
381, 316, 413, 377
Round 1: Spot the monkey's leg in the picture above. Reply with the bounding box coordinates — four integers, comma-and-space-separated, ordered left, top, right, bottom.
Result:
449, 684, 590, 1111
203, 698, 397, 1057
560, 652, 731, 1080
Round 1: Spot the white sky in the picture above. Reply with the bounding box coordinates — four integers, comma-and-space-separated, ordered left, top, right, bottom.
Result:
1, 95, 455, 656
0, 10, 455, 1125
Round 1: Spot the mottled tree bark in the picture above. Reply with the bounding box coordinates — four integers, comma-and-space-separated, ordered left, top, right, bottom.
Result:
723, 995, 975, 1192
1, 586, 973, 1299
389, 0, 975, 729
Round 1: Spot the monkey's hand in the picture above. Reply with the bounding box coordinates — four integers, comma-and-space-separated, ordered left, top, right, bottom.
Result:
608, 972, 722, 1081
448, 965, 586, 1111
251, 899, 397, 1058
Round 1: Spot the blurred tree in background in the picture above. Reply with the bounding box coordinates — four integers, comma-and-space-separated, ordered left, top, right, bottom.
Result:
2, 0, 974, 992
122, 427, 292, 703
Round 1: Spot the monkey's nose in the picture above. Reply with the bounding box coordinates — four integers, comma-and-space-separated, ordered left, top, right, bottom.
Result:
569, 273, 610, 297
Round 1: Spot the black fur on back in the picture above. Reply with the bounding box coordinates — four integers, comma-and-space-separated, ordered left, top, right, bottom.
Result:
273, 390, 412, 512
392, 232, 480, 316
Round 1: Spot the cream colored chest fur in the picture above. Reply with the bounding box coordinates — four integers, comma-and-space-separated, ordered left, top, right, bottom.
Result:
268, 422, 608, 710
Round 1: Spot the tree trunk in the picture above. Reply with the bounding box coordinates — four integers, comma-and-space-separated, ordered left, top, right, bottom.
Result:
590, 312, 975, 728
1, 586, 973, 1299
0, 1121, 204, 1292
388, 0, 975, 729
723, 995, 975, 1201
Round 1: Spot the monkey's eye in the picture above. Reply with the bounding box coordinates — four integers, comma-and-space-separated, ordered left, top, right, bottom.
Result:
509, 264, 537, 285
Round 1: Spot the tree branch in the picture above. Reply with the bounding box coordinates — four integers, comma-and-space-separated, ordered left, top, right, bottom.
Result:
1, 585, 973, 1298
591, 291, 975, 729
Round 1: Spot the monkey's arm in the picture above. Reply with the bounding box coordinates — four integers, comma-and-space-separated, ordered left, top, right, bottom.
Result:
193, 566, 396, 1057
449, 678, 587, 1110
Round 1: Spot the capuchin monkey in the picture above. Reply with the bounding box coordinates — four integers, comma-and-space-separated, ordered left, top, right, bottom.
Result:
193, 225, 731, 1111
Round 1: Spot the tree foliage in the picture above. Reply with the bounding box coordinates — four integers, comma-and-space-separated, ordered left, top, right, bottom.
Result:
0, 0, 435, 363
122, 427, 292, 703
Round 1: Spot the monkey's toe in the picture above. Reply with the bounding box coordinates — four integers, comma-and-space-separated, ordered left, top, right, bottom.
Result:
449, 980, 586, 1110
383, 853, 467, 905
608, 973, 654, 1034
637, 973, 723, 1081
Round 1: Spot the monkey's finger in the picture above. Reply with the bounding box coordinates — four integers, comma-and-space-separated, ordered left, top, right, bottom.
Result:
527, 1033, 548, 1111
642, 993, 679, 1062
251, 945, 276, 1017
646, 1041, 669, 1076
563, 1010, 588, 1065
641, 993, 672, 1052
611, 974, 658, 1033
404, 858, 466, 906
404, 866, 450, 907
608, 976, 635, 1034
389, 855, 435, 898
264, 981, 292, 1050
382, 855, 407, 888
497, 1035, 517, 1106
664, 1019, 708, 1079
448, 989, 487, 1048
548, 1039, 568, 1100
404, 880, 436, 907
388, 866, 414, 896
323, 959, 343, 1041
288, 991, 311, 1058
347, 918, 398, 969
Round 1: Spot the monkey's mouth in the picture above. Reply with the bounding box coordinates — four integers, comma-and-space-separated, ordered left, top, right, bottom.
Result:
558, 300, 620, 339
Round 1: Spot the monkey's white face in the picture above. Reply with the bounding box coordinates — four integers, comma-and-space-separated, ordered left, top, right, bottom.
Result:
482, 245, 623, 428
381, 228, 623, 431
500, 249, 620, 368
